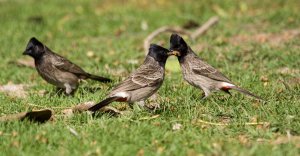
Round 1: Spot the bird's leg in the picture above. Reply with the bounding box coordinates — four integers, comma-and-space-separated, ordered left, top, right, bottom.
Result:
201, 88, 210, 100
128, 102, 134, 109
137, 100, 160, 112
136, 101, 149, 111
201, 94, 208, 100
136, 101, 146, 108
64, 83, 73, 95
70, 86, 78, 96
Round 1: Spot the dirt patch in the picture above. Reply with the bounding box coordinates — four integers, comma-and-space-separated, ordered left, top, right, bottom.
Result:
228, 28, 300, 46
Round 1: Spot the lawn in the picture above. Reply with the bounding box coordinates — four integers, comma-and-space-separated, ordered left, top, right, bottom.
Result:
0, 0, 299, 155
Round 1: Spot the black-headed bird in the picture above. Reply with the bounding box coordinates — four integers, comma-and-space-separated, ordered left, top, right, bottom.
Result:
23, 37, 111, 95
169, 34, 262, 100
89, 44, 171, 112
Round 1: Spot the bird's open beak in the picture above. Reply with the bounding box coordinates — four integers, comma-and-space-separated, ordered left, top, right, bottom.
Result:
167, 50, 181, 56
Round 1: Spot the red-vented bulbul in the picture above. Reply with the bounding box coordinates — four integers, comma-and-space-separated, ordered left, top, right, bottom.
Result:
169, 34, 262, 100
23, 37, 111, 95
88, 44, 170, 112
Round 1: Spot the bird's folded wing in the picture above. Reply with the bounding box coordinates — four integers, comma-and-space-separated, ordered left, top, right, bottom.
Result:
190, 58, 232, 83
53, 56, 87, 75
131, 65, 163, 86
111, 65, 163, 93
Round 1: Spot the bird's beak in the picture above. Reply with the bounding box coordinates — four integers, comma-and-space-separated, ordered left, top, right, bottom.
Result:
167, 50, 181, 56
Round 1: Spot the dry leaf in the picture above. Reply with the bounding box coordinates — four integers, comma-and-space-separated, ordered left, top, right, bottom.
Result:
0, 109, 53, 123
72, 101, 95, 113
156, 147, 165, 155
11, 141, 20, 148
35, 134, 48, 144
86, 51, 95, 58
271, 135, 300, 145
260, 76, 269, 82
238, 135, 249, 145
143, 93, 161, 111
280, 77, 300, 90
0, 82, 31, 98
277, 67, 300, 76
256, 138, 267, 143
218, 115, 232, 124
62, 101, 123, 117
286, 77, 300, 86
114, 26, 125, 37
62, 101, 95, 117
172, 123, 182, 131
228, 28, 300, 47
136, 149, 144, 156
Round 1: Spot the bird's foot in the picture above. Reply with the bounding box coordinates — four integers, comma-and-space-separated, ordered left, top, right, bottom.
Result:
133, 101, 159, 112
201, 93, 209, 100
64, 83, 77, 96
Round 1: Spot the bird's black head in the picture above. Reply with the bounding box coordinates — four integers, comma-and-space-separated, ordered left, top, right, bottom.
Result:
23, 37, 45, 59
148, 44, 170, 63
169, 34, 188, 57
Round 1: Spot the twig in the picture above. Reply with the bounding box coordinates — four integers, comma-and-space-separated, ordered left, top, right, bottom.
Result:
139, 114, 160, 120
11, 59, 35, 68
143, 16, 219, 55
143, 26, 191, 55
67, 126, 79, 137
191, 16, 219, 40
195, 119, 269, 126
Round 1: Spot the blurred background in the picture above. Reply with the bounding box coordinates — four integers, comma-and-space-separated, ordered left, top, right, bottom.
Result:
0, 0, 299, 83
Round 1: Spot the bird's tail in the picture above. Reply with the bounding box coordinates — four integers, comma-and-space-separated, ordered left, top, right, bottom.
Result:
88, 96, 120, 112
86, 73, 112, 83
230, 86, 263, 100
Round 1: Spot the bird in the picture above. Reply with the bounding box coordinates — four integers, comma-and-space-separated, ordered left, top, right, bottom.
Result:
23, 37, 112, 95
169, 34, 262, 100
88, 44, 171, 112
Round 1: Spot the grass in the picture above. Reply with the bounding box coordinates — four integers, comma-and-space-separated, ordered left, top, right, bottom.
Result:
0, 0, 299, 155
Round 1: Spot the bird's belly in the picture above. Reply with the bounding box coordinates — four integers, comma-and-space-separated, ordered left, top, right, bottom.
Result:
36, 66, 78, 88
184, 73, 216, 91
128, 85, 161, 103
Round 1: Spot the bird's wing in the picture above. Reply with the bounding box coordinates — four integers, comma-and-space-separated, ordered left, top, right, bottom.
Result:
131, 65, 164, 86
190, 56, 232, 83
52, 54, 87, 75
111, 64, 164, 93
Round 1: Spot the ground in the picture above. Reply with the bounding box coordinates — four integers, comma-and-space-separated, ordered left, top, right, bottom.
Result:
0, 0, 299, 155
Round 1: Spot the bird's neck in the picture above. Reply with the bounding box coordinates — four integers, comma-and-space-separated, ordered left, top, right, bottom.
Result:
34, 54, 46, 65
144, 56, 165, 68
178, 50, 193, 63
